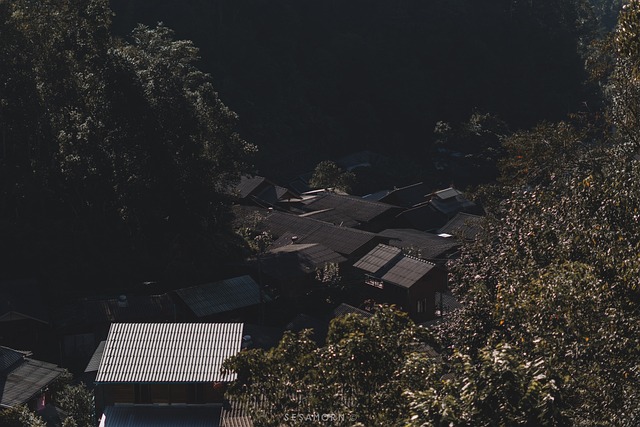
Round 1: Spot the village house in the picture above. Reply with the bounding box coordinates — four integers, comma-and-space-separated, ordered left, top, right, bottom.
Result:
95, 322, 245, 426
0, 346, 65, 411
231, 174, 301, 209
377, 228, 460, 264
353, 244, 448, 322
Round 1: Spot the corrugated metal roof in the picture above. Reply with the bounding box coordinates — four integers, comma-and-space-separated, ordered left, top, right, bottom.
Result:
235, 175, 267, 199
1, 356, 65, 408
95, 323, 243, 383
300, 192, 402, 227
353, 244, 403, 274
262, 212, 378, 256
354, 244, 436, 288
0, 346, 27, 374
99, 405, 222, 427
437, 212, 484, 241
175, 276, 265, 318
379, 182, 431, 208
331, 304, 373, 319
434, 187, 462, 200
378, 229, 459, 259
84, 341, 106, 373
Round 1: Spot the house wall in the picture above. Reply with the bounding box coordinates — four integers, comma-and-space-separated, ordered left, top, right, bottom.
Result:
98, 383, 225, 407
407, 268, 448, 322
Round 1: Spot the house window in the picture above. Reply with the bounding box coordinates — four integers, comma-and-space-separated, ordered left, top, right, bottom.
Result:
365, 275, 384, 289
417, 298, 429, 313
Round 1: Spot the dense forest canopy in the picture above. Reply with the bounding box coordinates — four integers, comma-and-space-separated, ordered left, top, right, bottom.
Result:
109, 0, 604, 178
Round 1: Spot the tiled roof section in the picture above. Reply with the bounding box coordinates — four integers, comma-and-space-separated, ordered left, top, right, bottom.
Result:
84, 341, 106, 373
99, 405, 222, 427
1, 356, 65, 408
0, 347, 28, 374
221, 400, 254, 427
262, 212, 379, 256
429, 188, 476, 216
235, 175, 267, 199
354, 244, 436, 288
353, 244, 403, 274
437, 212, 484, 240
378, 229, 459, 259
379, 182, 431, 208
300, 192, 403, 227
269, 244, 347, 267
175, 276, 266, 318
257, 244, 346, 282
331, 303, 373, 319
95, 323, 243, 383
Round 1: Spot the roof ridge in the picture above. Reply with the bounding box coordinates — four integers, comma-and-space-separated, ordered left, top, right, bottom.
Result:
268, 211, 377, 236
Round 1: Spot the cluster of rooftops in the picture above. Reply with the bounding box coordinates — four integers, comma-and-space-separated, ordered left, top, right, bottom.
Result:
0, 156, 485, 426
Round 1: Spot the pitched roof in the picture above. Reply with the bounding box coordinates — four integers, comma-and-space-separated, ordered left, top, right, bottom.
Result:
175, 276, 266, 318
354, 244, 436, 288
429, 188, 476, 216
0, 347, 29, 374
0, 349, 65, 408
268, 243, 347, 267
378, 229, 459, 260
330, 303, 373, 319
437, 212, 484, 240
99, 405, 222, 427
379, 182, 431, 208
262, 212, 379, 257
234, 175, 268, 199
84, 341, 106, 373
95, 323, 243, 383
300, 192, 402, 228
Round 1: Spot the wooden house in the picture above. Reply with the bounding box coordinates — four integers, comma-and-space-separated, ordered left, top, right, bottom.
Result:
95, 323, 244, 421
353, 244, 447, 322
0, 346, 65, 411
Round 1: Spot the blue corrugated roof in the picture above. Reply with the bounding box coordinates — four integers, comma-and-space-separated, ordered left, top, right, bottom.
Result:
99, 405, 222, 427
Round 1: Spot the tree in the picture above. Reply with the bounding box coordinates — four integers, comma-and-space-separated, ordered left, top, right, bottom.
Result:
54, 384, 95, 427
223, 305, 429, 426
0, 405, 47, 427
309, 160, 355, 193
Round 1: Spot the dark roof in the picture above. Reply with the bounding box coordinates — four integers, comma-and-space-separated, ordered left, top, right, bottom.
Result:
256, 244, 346, 284
0, 349, 65, 408
379, 182, 431, 208
354, 244, 436, 288
84, 341, 106, 373
393, 202, 448, 231
330, 303, 373, 319
0, 279, 48, 324
99, 405, 222, 427
362, 190, 391, 202
96, 323, 243, 383
429, 188, 476, 216
437, 212, 484, 240
261, 212, 379, 257
378, 229, 459, 260
0, 347, 28, 374
268, 243, 346, 268
300, 192, 403, 228
175, 276, 266, 318
234, 175, 268, 199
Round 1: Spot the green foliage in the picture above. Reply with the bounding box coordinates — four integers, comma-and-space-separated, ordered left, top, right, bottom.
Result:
0, 405, 47, 427
223, 305, 428, 426
54, 384, 94, 427
0, 1, 253, 287
309, 161, 355, 193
